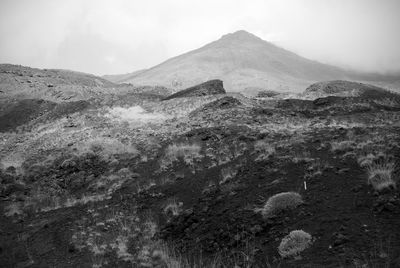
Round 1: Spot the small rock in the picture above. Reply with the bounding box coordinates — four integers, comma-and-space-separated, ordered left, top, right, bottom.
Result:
352, 186, 362, 193
333, 233, 349, 246
68, 244, 76, 253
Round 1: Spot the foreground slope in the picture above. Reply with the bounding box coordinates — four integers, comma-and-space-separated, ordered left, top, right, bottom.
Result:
112, 30, 400, 94
1, 76, 400, 267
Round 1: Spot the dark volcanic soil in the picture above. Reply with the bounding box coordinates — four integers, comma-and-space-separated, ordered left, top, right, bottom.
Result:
0, 99, 90, 132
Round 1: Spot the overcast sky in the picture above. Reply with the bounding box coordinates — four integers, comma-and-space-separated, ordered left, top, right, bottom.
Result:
0, 0, 399, 75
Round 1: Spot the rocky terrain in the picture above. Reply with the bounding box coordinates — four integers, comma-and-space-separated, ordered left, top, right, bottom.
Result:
1, 64, 400, 267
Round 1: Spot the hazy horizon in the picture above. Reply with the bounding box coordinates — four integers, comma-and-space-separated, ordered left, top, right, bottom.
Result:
1, 0, 400, 76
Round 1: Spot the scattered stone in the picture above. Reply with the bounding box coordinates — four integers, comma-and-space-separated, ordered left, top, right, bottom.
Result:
333, 233, 349, 247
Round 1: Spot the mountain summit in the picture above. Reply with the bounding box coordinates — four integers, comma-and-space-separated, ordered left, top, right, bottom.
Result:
219, 30, 263, 42
110, 30, 399, 93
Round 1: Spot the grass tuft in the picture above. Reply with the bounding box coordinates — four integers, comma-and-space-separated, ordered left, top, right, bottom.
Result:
278, 230, 313, 258
261, 192, 303, 219
366, 160, 396, 191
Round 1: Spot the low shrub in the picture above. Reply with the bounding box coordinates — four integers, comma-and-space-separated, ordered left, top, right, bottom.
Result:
278, 230, 313, 258
261, 192, 303, 218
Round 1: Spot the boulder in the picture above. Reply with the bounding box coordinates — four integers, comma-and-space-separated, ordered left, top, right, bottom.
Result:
163, 79, 225, 100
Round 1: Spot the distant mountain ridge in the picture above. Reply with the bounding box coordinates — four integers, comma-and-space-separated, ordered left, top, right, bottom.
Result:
301, 80, 400, 100
105, 30, 400, 94
0, 64, 116, 102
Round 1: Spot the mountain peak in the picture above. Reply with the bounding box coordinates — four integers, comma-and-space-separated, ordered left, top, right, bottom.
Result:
220, 30, 262, 42
231, 30, 254, 36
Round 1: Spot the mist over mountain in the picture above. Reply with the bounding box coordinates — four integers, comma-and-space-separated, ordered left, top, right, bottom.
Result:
105, 30, 400, 94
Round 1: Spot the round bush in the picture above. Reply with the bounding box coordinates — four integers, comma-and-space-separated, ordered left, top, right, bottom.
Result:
278, 230, 313, 258
261, 192, 303, 218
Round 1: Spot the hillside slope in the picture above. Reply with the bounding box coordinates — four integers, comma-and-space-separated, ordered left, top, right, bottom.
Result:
102, 69, 147, 84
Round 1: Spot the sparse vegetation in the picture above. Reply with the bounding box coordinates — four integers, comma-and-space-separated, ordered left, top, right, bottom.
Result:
261, 192, 303, 218
278, 230, 313, 258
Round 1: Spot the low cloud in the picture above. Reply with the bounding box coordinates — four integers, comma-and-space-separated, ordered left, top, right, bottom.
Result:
0, 0, 399, 75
